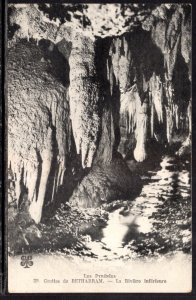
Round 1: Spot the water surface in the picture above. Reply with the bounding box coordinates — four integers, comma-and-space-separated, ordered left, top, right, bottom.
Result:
83, 155, 191, 260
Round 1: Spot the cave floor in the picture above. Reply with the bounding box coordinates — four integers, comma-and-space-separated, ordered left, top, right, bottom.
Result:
9, 154, 191, 261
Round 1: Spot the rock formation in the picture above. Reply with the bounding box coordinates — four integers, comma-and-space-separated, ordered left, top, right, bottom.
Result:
7, 4, 191, 223
70, 158, 142, 208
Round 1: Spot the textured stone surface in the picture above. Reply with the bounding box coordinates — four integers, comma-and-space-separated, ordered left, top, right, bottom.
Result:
107, 5, 191, 159
8, 40, 72, 223
8, 4, 191, 221
69, 158, 142, 208
69, 34, 101, 168
8, 3, 157, 43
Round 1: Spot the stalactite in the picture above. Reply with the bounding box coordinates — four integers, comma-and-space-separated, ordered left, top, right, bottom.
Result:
119, 85, 149, 162
113, 6, 190, 158
110, 36, 132, 93
151, 6, 185, 144
120, 85, 139, 134
165, 106, 173, 144
69, 34, 101, 168
133, 102, 148, 162
150, 96, 154, 138
164, 13, 182, 81
149, 73, 163, 124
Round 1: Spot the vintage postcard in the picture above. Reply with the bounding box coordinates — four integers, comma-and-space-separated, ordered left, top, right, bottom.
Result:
7, 2, 192, 293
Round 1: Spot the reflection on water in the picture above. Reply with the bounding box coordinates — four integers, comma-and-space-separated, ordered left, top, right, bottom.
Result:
84, 156, 191, 259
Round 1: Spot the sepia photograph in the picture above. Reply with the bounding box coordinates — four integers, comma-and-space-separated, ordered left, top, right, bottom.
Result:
7, 2, 191, 293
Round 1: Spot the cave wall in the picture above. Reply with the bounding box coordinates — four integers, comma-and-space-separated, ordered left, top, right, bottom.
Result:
8, 40, 72, 223
7, 3, 191, 222
107, 5, 191, 159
